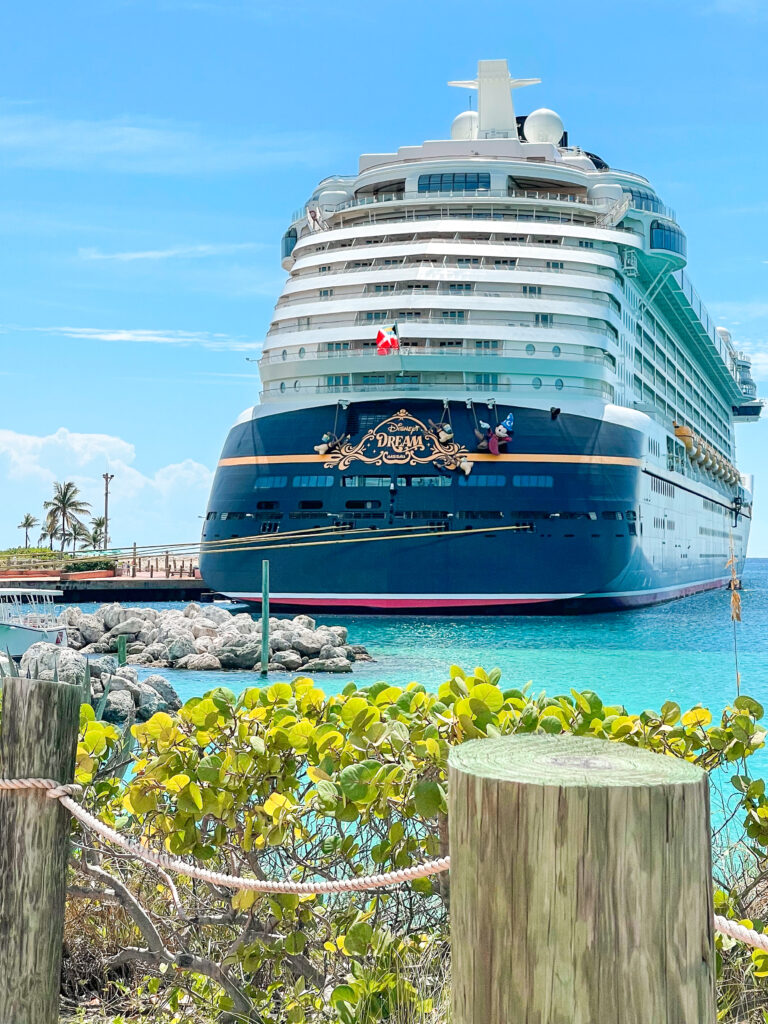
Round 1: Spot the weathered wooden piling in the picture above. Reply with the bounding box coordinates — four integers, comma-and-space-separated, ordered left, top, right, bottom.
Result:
448, 735, 715, 1024
0, 677, 81, 1024
260, 559, 270, 677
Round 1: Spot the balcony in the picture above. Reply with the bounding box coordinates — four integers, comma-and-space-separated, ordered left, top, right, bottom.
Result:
266, 313, 617, 338
260, 379, 615, 401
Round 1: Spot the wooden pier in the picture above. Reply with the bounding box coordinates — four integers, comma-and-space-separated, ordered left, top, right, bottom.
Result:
0, 575, 217, 603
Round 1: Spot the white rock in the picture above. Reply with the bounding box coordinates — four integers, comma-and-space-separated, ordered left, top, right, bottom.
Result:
192, 619, 218, 638
143, 674, 182, 710
231, 613, 256, 635
290, 628, 325, 657
193, 636, 215, 654
270, 650, 303, 671
106, 616, 146, 638
167, 635, 196, 663
176, 653, 222, 671
79, 613, 106, 643
302, 656, 352, 674
21, 643, 87, 683
292, 614, 316, 631
183, 602, 202, 618
203, 605, 234, 626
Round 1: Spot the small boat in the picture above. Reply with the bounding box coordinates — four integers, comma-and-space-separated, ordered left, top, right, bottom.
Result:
0, 589, 67, 659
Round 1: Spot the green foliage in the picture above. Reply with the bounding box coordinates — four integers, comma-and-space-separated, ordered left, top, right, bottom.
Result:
63, 558, 117, 573
0, 545, 59, 559
69, 669, 768, 1023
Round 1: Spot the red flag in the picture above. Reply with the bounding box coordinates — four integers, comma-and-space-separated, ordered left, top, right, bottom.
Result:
376, 325, 400, 355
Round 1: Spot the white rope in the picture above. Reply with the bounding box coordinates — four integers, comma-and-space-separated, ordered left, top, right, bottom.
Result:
0, 777, 449, 894
3, 778, 766, 947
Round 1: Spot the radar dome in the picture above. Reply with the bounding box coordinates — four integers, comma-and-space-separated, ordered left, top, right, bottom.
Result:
523, 108, 564, 145
451, 110, 479, 141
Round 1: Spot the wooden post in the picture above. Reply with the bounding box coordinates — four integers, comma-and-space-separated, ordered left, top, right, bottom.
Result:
260, 559, 270, 677
448, 735, 715, 1024
164, 551, 170, 578
117, 634, 127, 666
0, 677, 81, 1024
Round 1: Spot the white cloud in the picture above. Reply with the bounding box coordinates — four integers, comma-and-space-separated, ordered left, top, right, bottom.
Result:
3, 323, 263, 352
0, 426, 213, 547
79, 242, 264, 262
0, 106, 336, 174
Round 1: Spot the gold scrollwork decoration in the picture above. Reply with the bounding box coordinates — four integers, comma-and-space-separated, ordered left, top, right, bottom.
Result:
323, 409, 470, 471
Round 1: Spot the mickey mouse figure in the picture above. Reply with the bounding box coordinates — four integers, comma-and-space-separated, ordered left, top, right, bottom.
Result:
474, 412, 514, 455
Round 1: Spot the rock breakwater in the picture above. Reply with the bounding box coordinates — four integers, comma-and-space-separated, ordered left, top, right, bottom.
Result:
60, 602, 374, 674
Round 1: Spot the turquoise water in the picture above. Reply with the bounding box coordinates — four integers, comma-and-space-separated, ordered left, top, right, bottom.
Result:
77, 558, 768, 717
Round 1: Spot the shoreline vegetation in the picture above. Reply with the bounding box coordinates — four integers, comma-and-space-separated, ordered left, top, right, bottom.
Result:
8, 665, 765, 1023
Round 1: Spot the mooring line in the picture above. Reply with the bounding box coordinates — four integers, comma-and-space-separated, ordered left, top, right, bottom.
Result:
2, 777, 764, 951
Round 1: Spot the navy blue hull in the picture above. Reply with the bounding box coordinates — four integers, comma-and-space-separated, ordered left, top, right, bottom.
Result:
199, 399, 744, 613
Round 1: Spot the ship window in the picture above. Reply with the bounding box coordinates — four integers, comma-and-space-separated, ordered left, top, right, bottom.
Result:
293, 475, 335, 487
253, 475, 287, 489
299, 500, 323, 509
525, 344, 536, 356
280, 382, 286, 393
346, 500, 381, 509
532, 377, 542, 389
552, 345, 561, 357
362, 375, 386, 384
409, 475, 453, 487
578, 240, 595, 249
294, 380, 300, 390
473, 373, 498, 385
326, 375, 349, 387
624, 187, 663, 213
523, 286, 541, 296
458, 475, 506, 487
535, 313, 552, 326
546, 261, 564, 270
417, 172, 491, 193
205, 511, 217, 520
341, 475, 391, 487
257, 501, 278, 510
299, 347, 306, 358
260, 521, 280, 534
512, 475, 554, 487
449, 283, 472, 294
281, 349, 288, 361
601, 511, 624, 520
442, 310, 466, 321
281, 228, 297, 259
650, 221, 686, 256
475, 340, 499, 350
555, 378, 564, 390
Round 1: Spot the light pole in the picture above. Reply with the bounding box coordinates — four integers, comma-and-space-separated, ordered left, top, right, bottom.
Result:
102, 473, 114, 551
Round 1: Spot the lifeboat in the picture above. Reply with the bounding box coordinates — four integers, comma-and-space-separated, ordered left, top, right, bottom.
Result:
674, 425, 696, 456
702, 446, 714, 470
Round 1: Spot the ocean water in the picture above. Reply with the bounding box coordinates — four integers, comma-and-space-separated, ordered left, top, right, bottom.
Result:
76, 558, 768, 718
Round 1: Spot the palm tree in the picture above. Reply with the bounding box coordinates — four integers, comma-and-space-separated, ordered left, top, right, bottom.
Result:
43, 482, 91, 553
38, 511, 59, 551
17, 513, 38, 549
72, 521, 93, 552
90, 515, 106, 551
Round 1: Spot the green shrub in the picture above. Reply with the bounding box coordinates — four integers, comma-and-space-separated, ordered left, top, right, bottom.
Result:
70, 670, 768, 1023
63, 558, 117, 573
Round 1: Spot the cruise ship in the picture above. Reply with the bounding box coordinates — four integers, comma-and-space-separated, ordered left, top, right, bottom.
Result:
200, 60, 761, 612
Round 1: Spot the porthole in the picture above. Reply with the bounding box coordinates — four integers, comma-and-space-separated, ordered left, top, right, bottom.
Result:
293, 380, 300, 390
555, 378, 564, 390
280, 381, 286, 393
299, 346, 306, 358
552, 345, 561, 358
532, 377, 542, 390
281, 350, 288, 361
525, 344, 535, 356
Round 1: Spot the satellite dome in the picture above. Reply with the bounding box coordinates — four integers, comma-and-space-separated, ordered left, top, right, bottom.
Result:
523, 108, 564, 145
451, 109, 479, 140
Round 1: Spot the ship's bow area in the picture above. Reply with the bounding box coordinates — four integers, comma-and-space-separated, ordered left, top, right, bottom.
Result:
200, 400, 649, 612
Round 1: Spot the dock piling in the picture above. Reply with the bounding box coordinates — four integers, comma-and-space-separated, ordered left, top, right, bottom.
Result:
448, 735, 715, 1024
260, 559, 270, 677
0, 677, 81, 1024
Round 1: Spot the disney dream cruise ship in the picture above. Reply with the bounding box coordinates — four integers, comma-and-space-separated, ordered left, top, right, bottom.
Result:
200, 60, 762, 612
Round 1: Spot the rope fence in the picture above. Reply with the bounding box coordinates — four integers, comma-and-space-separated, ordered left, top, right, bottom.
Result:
1, 776, 765, 950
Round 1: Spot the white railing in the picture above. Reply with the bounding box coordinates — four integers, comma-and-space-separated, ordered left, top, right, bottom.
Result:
266, 314, 617, 338
260, 380, 615, 400
260, 342, 615, 367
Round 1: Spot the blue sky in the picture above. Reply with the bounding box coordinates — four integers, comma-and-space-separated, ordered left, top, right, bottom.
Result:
1, 0, 767, 552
